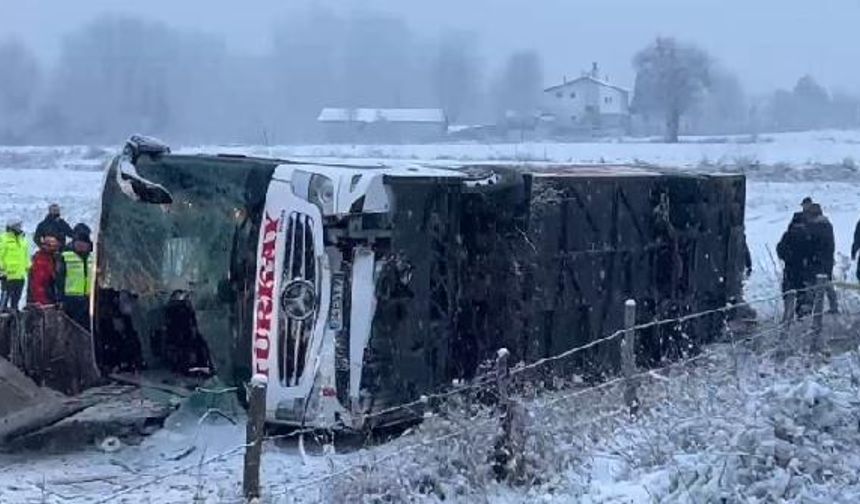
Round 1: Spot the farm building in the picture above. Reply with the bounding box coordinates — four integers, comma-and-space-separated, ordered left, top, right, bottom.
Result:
541, 63, 630, 137
317, 108, 447, 144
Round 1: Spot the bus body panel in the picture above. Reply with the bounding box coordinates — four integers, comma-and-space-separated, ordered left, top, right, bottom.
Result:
92, 148, 746, 430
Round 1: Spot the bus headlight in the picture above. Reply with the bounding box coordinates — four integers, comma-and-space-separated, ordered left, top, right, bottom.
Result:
308, 174, 335, 215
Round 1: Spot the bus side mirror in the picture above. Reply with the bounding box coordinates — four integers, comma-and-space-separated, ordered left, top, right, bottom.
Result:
117, 159, 173, 205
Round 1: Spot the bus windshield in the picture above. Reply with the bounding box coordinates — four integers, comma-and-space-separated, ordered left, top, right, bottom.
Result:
95, 155, 276, 384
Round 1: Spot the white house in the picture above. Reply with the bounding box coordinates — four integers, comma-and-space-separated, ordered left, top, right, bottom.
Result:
541, 63, 630, 136
317, 108, 448, 144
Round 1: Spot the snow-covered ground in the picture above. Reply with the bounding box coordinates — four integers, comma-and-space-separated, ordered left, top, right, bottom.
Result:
1, 130, 859, 503
183, 129, 860, 168
293, 312, 860, 503
4, 128, 860, 171
2, 315, 859, 503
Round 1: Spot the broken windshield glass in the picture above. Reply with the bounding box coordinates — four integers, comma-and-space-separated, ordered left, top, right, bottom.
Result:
96, 156, 276, 383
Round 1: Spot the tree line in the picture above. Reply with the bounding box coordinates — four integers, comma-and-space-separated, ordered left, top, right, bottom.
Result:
0, 9, 857, 145
631, 37, 860, 142
0, 8, 543, 145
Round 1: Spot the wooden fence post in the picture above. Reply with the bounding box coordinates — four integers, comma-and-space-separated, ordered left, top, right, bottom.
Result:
496, 348, 510, 403
622, 299, 638, 414
783, 291, 797, 326
243, 374, 267, 501
811, 274, 827, 353
492, 347, 517, 481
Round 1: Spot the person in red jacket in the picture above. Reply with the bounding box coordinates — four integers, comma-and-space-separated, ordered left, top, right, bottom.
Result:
28, 234, 63, 307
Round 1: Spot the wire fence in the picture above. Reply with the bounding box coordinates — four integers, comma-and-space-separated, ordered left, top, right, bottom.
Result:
88, 281, 860, 503
273, 317, 829, 501
276, 282, 836, 434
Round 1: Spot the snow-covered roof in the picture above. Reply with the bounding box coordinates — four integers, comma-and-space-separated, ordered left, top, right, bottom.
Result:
544, 75, 630, 94
317, 108, 447, 124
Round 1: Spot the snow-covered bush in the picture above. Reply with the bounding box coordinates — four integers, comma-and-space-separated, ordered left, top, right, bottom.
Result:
311, 317, 860, 503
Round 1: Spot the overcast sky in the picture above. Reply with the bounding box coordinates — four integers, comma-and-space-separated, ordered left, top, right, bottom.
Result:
2, 0, 858, 95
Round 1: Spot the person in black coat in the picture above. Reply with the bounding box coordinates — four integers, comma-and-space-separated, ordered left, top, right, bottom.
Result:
777, 217, 814, 316
805, 204, 838, 313
852, 218, 860, 283
33, 203, 73, 246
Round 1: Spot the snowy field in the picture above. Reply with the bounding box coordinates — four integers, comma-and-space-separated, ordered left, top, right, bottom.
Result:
2, 130, 859, 303
1, 130, 860, 502
207, 130, 860, 170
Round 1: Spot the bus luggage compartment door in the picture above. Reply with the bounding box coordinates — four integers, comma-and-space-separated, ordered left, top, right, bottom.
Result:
348, 247, 376, 416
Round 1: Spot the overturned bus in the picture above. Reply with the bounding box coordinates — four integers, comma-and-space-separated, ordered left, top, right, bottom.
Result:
93, 137, 747, 429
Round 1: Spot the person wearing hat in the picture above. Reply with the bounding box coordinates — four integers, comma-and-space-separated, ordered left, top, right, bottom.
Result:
0, 219, 30, 311
33, 203, 73, 247
60, 223, 93, 329
791, 196, 814, 225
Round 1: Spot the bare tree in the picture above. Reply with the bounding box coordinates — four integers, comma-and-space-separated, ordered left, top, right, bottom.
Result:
830, 92, 860, 129
632, 37, 711, 142
271, 7, 448, 142
493, 50, 543, 121
767, 89, 796, 131
765, 75, 844, 132
7, 10, 503, 145
44, 15, 234, 144
792, 75, 830, 129
432, 30, 481, 123
340, 11, 418, 109
52, 16, 174, 142
0, 39, 41, 143
271, 6, 342, 142
687, 67, 747, 134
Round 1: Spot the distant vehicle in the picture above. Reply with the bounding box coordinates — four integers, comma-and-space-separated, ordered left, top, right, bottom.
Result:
92, 136, 747, 429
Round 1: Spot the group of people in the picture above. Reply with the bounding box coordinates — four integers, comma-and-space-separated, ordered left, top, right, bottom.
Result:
0, 204, 93, 329
776, 197, 838, 316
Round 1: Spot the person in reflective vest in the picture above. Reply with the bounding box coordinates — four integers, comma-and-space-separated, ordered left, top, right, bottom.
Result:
0, 219, 30, 311
61, 224, 93, 330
